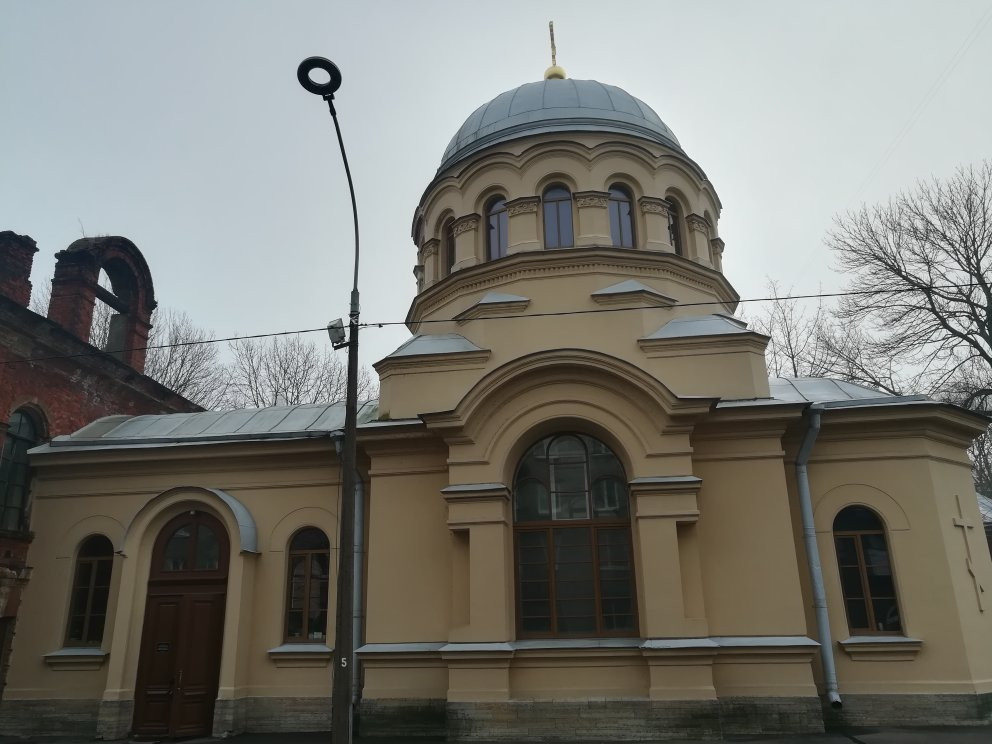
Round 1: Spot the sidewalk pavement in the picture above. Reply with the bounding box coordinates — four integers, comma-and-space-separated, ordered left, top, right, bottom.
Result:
2, 728, 991, 744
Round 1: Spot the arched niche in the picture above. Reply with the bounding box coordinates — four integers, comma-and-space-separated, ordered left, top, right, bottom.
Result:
813, 483, 911, 533
118, 486, 259, 556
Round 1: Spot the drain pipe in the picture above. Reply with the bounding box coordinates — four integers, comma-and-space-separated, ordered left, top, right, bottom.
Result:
795, 403, 842, 708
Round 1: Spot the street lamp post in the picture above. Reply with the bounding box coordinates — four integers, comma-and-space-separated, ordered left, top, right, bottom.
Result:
297, 56, 360, 744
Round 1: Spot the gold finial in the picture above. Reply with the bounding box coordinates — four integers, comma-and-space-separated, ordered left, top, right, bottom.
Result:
544, 21, 566, 80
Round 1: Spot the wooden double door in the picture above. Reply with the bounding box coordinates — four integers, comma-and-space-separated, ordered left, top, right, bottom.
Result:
133, 511, 229, 738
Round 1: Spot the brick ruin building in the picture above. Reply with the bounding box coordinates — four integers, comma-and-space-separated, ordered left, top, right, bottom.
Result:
0, 231, 200, 696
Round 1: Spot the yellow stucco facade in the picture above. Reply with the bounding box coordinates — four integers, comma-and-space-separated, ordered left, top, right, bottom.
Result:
2, 74, 991, 740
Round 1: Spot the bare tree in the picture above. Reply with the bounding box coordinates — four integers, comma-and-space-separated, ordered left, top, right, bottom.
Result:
827, 161, 992, 493
223, 335, 378, 408
829, 161, 992, 405
747, 281, 835, 378
143, 308, 229, 409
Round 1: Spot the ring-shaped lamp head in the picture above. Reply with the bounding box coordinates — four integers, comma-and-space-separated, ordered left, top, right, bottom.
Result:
297, 57, 342, 96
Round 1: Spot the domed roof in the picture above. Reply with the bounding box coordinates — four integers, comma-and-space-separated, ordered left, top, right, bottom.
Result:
439, 78, 681, 174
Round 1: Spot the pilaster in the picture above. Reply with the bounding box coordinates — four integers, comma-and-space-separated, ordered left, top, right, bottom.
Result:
638, 196, 674, 253
506, 196, 541, 254
630, 476, 708, 638
422, 239, 440, 288
452, 214, 481, 271
573, 190, 611, 247
685, 213, 713, 267
442, 484, 513, 643
710, 237, 725, 272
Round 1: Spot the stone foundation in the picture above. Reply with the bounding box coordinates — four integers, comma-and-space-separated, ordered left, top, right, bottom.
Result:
96, 698, 134, 740
0, 699, 101, 738
361, 697, 823, 740
823, 692, 992, 728
243, 696, 333, 733
360, 698, 448, 738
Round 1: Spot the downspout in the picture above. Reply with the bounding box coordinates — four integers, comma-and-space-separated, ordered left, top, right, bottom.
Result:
795, 403, 842, 708
334, 436, 365, 709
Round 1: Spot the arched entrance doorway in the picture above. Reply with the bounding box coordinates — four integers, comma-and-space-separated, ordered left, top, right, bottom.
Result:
132, 510, 229, 738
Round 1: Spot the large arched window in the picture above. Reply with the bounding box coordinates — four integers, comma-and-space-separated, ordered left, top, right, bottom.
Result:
486, 196, 509, 260
65, 535, 114, 646
0, 409, 41, 532
833, 506, 902, 634
285, 527, 330, 642
665, 198, 683, 256
514, 433, 636, 637
542, 185, 574, 249
608, 186, 636, 248
443, 219, 456, 276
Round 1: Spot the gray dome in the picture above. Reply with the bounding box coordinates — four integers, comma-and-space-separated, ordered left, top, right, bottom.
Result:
439, 78, 681, 174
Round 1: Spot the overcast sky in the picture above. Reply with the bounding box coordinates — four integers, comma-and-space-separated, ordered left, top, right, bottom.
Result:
2, 0, 991, 368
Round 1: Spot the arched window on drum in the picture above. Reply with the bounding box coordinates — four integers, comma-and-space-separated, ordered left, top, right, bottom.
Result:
486, 196, 509, 260
514, 433, 637, 638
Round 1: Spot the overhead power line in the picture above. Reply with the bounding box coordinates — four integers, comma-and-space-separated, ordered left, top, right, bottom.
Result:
2, 281, 982, 367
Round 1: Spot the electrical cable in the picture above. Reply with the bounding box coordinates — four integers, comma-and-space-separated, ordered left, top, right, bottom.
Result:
2, 280, 984, 366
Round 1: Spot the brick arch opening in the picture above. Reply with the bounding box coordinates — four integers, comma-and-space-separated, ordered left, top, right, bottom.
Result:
46, 236, 157, 372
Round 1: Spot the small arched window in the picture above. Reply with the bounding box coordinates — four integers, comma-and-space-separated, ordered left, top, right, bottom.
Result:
285, 527, 330, 642
665, 198, 683, 256
543, 185, 574, 249
443, 219, 456, 276
65, 535, 114, 646
833, 506, 902, 634
0, 409, 41, 532
608, 186, 636, 248
486, 197, 509, 260
514, 433, 636, 638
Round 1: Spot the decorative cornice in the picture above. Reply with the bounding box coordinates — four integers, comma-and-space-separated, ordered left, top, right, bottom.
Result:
686, 213, 710, 234
452, 213, 481, 236
422, 238, 439, 258
638, 333, 769, 358
407, 247, 739, 329
638, 196, 671, 216
455, 295, 531, 323
574, 190, 610, 209
441, 482, 510, 503
506, 196, 540, 217
374, 349, 491, 377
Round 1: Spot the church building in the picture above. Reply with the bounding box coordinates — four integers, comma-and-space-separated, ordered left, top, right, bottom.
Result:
2, 62, 991, 740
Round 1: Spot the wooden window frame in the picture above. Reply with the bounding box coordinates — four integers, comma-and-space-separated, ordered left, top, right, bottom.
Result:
665, 198, 683, 256
608, 186, 636, 248
443, 219, 456, 276
513, 433, 638, 639
833, 508, 903, 635
486, 196, 509, 260
542, 185, 574, 249
64, 535, 114, 647
150, 511, 230, 584
284, 528, 330, 643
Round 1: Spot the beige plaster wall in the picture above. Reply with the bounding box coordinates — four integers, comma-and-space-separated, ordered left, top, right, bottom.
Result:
5, 440, 342, 707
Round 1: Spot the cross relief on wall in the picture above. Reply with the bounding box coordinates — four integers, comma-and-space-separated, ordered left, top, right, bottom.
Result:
952, 493, 986, 612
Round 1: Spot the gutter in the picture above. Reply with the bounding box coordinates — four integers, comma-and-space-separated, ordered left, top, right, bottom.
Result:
795, 403, 842, 708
